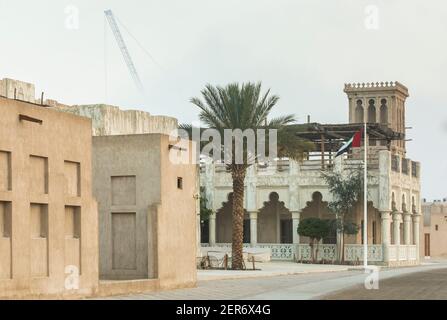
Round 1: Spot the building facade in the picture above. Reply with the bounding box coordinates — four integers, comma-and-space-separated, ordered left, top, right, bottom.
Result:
422, 200, 447, 258
1, 77, 199, 297
0, 96, 98, 298
201, 82, 422, 266
93, 134, 198, 290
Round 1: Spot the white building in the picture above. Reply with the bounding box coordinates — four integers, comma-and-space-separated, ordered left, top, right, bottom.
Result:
200, 82, 422, 266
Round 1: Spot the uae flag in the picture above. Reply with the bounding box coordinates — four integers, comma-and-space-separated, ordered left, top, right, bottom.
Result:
335, 129, 362, 158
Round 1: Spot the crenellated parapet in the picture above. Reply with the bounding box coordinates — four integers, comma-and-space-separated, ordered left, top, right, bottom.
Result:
344, 81, 409, 97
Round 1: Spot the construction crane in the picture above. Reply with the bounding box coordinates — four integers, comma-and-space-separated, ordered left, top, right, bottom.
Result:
104, 9, 144, 94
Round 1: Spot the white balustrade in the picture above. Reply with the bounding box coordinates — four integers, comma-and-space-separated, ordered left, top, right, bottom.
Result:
344, 244, 383, 262
296, 244, 337, 262
200, 243, 417, 263
389, 245, 398, 261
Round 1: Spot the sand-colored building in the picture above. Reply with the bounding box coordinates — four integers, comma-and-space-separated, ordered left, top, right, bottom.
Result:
52, 103, 199, 293
0, 96, 99, 298
93, 134, 198, 291
1, 78, 199, 298
422, 200, 447, 258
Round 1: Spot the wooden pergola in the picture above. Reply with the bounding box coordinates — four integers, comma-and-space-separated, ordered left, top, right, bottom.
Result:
294, 122, 404, 169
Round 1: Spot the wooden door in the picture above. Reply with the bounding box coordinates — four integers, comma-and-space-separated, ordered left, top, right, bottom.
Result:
424, 233, 430, 257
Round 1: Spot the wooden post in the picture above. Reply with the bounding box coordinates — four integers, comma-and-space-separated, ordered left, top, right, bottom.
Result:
320, 133, 325, 169
329, 139, 333, 166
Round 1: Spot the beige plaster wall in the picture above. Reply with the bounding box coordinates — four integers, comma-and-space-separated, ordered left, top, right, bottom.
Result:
92, 134, 197, 289
93, 135, 161, 280
0, 97, 98, 298
157, 135, 197, 289
422, 202, 447, 258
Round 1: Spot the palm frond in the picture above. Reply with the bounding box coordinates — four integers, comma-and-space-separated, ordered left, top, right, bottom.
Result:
189, 82, 311, 164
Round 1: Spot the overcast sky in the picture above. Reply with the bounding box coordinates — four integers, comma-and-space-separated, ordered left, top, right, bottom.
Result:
1, 0, 446, 200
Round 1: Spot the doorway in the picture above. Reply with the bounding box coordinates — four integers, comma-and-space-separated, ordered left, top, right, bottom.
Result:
424, 233, 430, 257
280, 219, 292, 243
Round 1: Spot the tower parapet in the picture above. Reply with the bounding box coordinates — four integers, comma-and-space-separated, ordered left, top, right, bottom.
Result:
344, 81, 409, 97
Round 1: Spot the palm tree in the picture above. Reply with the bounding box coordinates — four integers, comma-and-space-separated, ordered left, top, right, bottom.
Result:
189, 82, 312, 269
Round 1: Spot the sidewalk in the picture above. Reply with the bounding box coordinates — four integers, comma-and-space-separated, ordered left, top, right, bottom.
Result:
197, 261, 353, 281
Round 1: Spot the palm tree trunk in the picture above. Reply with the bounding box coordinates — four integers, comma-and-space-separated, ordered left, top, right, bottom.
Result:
231, 165, 246, 270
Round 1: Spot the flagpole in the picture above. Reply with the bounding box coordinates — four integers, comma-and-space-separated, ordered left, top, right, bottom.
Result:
363, 121, 368, 269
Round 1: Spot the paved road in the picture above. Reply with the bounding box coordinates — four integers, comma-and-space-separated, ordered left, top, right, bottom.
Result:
102, 262, 447, 300
322, 267, 447, 300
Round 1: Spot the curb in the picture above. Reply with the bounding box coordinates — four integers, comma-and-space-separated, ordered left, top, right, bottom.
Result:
198, 266, 351, 281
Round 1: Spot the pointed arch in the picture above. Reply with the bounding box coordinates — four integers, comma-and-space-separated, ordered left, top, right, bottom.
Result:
355, 99, 364, 123
380, 99, 388, 125
368, 99, 376, 123
257, 192, 292, 243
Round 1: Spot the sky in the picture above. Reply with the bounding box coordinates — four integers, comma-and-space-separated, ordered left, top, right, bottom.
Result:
0, 0, 446, 200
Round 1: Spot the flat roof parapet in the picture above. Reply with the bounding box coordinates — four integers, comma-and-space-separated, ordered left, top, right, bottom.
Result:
344, 81, 409, 97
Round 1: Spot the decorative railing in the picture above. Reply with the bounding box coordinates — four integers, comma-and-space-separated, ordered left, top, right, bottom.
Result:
389, 245, 398, 261
256, 244, 294, 260
398, 245, 407, 261
296, 244, 337, 261
344, 81, 400, 89
408, 245, 417, 260
388, 245, 417, 261
201, 243, 295, 260
344, 244, 383, 262
201, 243, 417, 263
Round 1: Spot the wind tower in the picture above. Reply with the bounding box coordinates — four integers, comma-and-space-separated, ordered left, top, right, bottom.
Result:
344, 81, 409, 156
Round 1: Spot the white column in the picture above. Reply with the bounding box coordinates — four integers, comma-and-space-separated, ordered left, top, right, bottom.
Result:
403, 212, 412, 245
381, 211, 391, 263
249, 211, 258, 246
292, 211, 300, 244
392, 212, 401, 245
413, 213, 421, 258
209, 214, 216, 246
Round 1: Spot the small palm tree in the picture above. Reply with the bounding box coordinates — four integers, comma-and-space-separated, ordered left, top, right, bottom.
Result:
190, 82, 312, 269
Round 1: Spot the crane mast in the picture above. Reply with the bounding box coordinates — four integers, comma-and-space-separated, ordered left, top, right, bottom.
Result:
104, 9, 144, 93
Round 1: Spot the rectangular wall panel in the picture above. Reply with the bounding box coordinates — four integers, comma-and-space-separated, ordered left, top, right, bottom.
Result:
111, 176, 136, 206
29, 156, 48, 194
65, 206, 81, 272
64, 161, 81, 197
112, 212, 136, 270
30, 204, 48, 277
0, 201, 11, 279
0, 151, 11, 191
